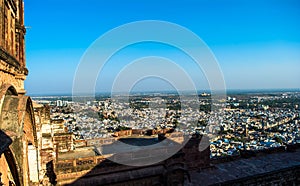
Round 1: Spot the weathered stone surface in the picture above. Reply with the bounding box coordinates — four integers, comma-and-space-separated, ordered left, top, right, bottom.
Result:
0, 1, 38, 185
188, 149, 300, 185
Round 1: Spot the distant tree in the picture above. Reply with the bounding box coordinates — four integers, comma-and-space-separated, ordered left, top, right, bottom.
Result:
274, 136, 283, 144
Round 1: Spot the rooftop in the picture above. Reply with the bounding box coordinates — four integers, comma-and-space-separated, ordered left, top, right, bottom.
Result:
189, 149, 300, 185
58, 147, 97, 160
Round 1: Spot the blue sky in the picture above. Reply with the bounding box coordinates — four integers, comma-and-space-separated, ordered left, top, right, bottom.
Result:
24, 0, 300, 95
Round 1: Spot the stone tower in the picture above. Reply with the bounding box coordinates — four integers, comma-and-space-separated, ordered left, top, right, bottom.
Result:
0, 0, 27, 94
0, 0, 39, 185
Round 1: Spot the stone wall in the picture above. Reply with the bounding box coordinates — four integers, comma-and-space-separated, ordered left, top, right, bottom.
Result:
0, 0, 27, 95
52, 133, 210, 185
0, 88, 39, 185
0, 0, 33, 181
55, 152, 185, 186
214, 165, 300, 186
182, 134, 211, 170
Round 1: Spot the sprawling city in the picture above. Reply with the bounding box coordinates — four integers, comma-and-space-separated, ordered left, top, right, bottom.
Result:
22, 90, 299, 185
33, 90, 300, 159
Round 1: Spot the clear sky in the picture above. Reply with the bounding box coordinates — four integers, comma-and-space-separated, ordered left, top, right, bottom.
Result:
24, 0, 300, 95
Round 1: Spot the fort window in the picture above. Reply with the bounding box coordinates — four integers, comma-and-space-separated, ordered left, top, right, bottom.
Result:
4, 5, 8, 50
10, 13, 14, 55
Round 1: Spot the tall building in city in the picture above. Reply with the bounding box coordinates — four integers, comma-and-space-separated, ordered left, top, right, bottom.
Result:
0, 0, 40, 185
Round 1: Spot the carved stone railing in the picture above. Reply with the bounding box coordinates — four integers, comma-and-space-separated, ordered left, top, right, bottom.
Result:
55, 156, 107, 170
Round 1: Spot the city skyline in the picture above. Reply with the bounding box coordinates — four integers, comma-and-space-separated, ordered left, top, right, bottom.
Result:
24, 0, 300, 95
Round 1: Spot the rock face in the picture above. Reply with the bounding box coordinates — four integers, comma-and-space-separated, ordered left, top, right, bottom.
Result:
0, 1, 39, 185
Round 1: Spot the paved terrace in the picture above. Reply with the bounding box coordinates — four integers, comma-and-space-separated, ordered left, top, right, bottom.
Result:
188, 149, 300, 185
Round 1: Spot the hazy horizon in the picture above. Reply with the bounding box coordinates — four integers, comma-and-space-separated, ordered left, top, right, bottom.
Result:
28, 88, 300, 97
